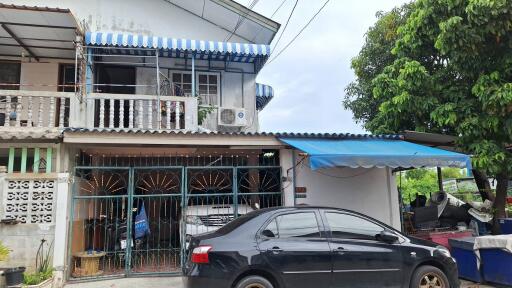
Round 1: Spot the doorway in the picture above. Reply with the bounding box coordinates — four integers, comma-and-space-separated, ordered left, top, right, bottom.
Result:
94, 66, 135, 128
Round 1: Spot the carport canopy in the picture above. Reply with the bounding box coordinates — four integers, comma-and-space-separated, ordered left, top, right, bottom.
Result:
0, 4, 80, 60
279, 138, 471, 170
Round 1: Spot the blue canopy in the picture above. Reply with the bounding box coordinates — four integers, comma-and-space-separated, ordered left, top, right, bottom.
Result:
279, 138, 471, 170
85, 31, 270, 63
255, 83, 274, 110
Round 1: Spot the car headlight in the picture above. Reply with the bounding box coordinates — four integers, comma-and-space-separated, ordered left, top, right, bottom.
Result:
435, 246, 451, 258
185, 215, 203, 225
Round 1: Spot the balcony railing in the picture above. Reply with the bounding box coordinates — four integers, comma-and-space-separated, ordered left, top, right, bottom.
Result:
0, 90, 73, 128
0, 90, 198, 131
88, 93, 197, 130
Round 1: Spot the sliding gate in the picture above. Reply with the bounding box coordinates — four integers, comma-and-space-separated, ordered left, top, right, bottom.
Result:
69, 165, 281, 279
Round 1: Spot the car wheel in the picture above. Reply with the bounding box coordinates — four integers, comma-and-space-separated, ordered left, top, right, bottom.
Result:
235, 275, 274, 288
410, 265, 450, 288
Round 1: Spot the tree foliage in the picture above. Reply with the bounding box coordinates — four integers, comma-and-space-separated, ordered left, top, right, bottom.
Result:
346, 0, 512, 226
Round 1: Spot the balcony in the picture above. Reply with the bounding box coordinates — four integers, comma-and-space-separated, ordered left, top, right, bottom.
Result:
0, 90, 198, 132
0, 90, 73, 129
87, 93, 197, 130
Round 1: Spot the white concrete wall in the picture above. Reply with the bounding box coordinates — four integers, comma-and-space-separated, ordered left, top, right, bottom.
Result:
4, 0, 247, 43
132, 59, 258, 131
281, 149, 401, 230
20, 62, 59, 92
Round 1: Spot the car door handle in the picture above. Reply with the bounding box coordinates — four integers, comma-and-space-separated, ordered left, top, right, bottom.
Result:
267, 247, 283, 254
333, 247, 345, 254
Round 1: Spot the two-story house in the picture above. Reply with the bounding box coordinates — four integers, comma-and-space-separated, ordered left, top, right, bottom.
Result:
0, 1, 471, 286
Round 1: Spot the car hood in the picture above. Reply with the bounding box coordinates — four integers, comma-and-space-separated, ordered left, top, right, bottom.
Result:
408, 235, 440, 248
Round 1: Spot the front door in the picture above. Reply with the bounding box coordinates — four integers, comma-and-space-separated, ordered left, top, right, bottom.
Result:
257, 210, 332, 288
322, 211, 403, 288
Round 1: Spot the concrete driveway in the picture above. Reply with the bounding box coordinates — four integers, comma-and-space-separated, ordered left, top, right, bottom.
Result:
64, 277, 495, 288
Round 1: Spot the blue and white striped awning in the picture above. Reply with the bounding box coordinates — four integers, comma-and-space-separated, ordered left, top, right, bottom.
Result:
256, 83, 274, 110
85, 31, 270, 64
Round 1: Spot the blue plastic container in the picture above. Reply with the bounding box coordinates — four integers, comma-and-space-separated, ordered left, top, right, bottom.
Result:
449, 237, 482, 283
498, 218, 512, 234
481, 248, 512, 286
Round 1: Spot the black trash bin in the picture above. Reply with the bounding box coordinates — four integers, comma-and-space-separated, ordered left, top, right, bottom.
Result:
4, 267, 25, 286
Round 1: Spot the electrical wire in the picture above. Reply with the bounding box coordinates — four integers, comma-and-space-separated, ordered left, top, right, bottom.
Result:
251, 0, 289, 43
225, 0, 260, 42
270, 0, 289, 18
271, 0, 299, 54
267, 0, 330, 65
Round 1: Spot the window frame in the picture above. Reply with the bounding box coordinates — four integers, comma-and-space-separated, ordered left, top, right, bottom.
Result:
170, 70, 220, 106
321, 210, 405, 243
258, 210, 325, 240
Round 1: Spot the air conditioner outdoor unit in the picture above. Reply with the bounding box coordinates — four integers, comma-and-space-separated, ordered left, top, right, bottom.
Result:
218, 107, 247, 126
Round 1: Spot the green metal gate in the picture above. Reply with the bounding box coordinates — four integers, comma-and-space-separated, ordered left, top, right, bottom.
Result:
69, 164, 281, 280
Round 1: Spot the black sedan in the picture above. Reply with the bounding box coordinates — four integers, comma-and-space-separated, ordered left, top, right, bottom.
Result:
183, 206, 459, 288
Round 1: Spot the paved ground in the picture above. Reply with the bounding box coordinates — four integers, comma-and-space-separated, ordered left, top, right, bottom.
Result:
63, 277, 496, 288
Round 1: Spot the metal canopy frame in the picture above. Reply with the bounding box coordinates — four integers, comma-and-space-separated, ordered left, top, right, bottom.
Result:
0, 4, 82, 61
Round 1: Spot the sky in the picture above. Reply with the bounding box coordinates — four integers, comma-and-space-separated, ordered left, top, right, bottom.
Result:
247, 0, 408, 133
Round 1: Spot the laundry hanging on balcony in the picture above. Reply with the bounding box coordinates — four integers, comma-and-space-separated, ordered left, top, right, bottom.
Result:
256, 83, 274, 110
85, 31, 270, 64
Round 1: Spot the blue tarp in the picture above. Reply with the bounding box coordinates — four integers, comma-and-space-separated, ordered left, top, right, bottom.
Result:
279, 138, 471, 170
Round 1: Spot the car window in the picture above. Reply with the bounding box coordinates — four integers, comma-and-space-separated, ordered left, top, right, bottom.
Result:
325, 212, 384, 240
262, 212, 321, 238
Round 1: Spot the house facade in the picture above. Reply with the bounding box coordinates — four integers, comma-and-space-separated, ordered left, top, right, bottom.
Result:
0, 1, 471, 286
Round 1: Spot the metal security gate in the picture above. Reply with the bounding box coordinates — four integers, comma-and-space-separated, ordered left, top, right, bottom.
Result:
69, 163, 281, 280
184, 166, 282, 238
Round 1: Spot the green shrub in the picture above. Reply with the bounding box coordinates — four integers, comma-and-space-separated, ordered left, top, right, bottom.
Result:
23, 268, 53, 285
23, 239, 54, 285
0, 241, 9, 262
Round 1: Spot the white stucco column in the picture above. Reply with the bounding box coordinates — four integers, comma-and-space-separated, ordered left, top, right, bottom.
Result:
279, 148, 295, 206
52, 173, 70, 287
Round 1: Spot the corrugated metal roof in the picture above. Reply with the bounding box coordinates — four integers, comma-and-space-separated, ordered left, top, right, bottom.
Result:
62, 127, 402, 140
0, 3, 71, 13
0, 3, 80, 61
0, 128, 61, 140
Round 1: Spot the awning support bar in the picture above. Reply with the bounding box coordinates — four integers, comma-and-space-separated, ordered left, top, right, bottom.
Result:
1, 23, 39, 61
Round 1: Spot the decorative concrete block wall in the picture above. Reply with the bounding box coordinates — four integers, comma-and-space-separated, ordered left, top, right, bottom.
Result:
0, 173, 57, 271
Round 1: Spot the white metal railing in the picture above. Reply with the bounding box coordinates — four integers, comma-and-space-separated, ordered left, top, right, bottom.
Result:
0, 90, 73, 128
88, 93, 192, 130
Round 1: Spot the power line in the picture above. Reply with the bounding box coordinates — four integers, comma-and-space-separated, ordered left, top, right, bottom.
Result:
271, 0, 289, 18
271, 0, 299, 54
251, 0, 289, 43
267, 0, 331, 65
225, 0, 260, 42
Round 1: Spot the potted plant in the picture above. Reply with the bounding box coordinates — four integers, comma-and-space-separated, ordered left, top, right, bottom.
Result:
22, 239, 54, 288
1, 240, 26, 287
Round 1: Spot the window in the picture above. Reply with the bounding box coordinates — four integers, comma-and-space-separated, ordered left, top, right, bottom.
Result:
262, 212, 320, 238
197, 74, 218, 106
325, 213, 384, 240
0, 62, 20, 90
171, 72, 219, 105
172, 72, 192, 95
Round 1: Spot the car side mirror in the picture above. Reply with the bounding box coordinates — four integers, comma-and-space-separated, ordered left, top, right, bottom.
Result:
261, 229, 276, 238
376, 230, 399, 244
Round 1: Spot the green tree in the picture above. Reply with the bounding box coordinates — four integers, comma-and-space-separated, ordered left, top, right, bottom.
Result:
350, 0, 512, 231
